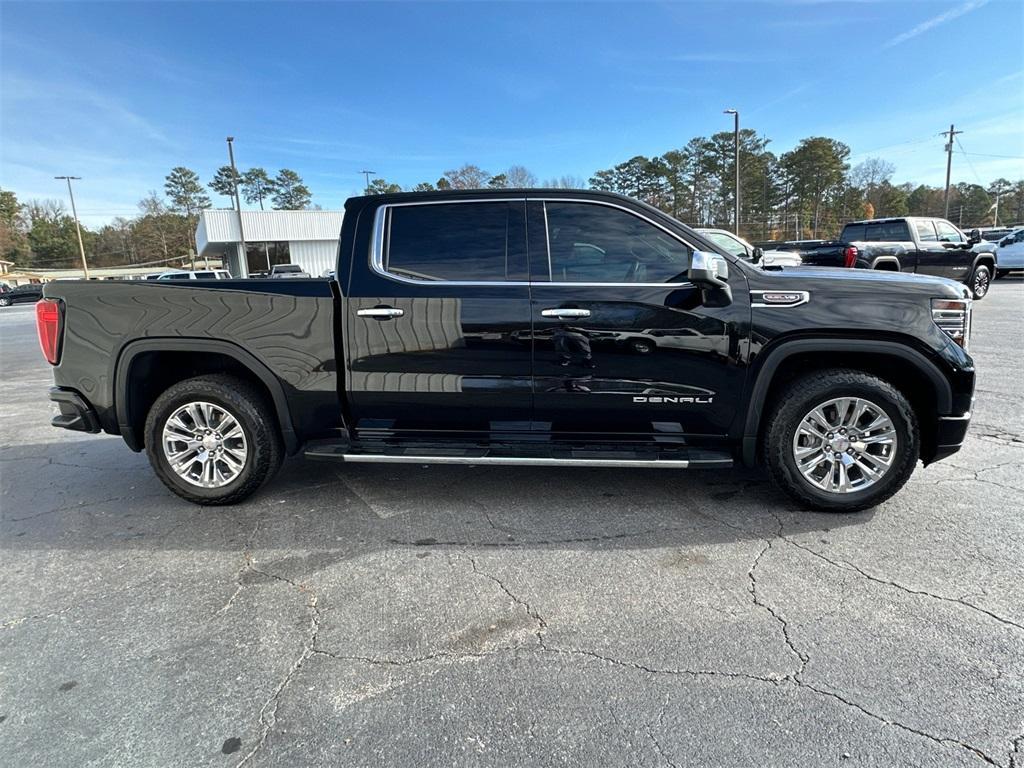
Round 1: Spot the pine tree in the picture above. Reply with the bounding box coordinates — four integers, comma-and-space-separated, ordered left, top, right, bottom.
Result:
270, 169, 312, 210
164, 167, 211, 216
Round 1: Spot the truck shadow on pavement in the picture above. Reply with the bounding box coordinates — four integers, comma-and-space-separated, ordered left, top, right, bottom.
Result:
1, 435, 876, 559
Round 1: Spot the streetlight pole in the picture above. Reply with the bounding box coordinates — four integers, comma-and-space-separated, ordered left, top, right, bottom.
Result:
360, 170, 376, 194
724, 109, 740, 235
55, 176, 89, 280
226, 137, 252, 275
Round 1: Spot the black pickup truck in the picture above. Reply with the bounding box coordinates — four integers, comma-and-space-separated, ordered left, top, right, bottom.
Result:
38, 190, 976, 512
769, 217, 998, 300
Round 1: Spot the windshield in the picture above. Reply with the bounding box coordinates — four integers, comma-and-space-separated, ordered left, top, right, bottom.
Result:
702, 231, 749, 258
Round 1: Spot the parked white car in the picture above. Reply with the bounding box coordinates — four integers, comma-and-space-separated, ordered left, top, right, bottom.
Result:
996, 227, 1024, 277
155, 269, 232, 281
270, 264, 311, 278
695, 228, 802, 268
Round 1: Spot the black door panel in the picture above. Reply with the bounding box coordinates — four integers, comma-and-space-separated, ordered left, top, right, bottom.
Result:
919, 219, 971, 280
530, 286, 746, 436
344, 199, 533, 437
526, 198, 749, 439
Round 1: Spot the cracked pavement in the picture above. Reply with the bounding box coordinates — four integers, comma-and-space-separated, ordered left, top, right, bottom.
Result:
1, 278, 1023, 767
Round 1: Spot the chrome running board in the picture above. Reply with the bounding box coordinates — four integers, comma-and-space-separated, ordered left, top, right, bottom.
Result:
331, 454, 695, 468
303, 439, 733, 469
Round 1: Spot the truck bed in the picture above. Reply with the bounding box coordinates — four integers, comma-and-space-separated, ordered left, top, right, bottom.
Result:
43, 278, 339, 448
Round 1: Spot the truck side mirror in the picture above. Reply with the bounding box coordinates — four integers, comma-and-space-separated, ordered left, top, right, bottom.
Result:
689, 250, 729, 288
968, 229, 982, 245
751, 246, 764, 264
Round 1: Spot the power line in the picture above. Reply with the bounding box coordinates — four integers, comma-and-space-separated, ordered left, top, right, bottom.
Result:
955, 137, 985, 187
958, 150, 1024, 161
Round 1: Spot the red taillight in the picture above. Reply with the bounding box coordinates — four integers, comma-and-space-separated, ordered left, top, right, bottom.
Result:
36, 298, 63, 365
843, 245, 858, 268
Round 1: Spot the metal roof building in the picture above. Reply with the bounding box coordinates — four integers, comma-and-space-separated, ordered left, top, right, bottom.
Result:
195, 209, 344, 278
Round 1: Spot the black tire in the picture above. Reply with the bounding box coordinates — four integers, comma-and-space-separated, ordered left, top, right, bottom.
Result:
144, 374, 283, 505
630, 339, 654, 355
763, 369, 919, 513
969, 264, 991, 299
0, 297, 11, 307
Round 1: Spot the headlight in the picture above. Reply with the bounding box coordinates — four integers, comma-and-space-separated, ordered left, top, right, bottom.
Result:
931, 298, 971, 350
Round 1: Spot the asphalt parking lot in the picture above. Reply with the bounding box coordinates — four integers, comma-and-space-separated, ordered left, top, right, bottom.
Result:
1, 280, 1022, 768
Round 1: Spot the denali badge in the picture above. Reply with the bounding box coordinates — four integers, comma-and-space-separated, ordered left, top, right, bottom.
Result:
750, 290, 810, 308
633, 396, 714, 404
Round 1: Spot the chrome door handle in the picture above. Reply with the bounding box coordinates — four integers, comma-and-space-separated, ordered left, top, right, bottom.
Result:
541, 308, 591, 319
357, 307, 404, 319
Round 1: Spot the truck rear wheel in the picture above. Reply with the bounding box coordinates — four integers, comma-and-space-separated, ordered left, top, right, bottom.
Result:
763, 369, 919, 513
144, 374, 283, 505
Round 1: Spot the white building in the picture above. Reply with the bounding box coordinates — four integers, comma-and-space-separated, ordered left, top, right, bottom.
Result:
195, 209, 344, 278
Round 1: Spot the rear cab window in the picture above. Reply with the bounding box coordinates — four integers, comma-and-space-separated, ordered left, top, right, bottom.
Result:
841, 224, 865, 242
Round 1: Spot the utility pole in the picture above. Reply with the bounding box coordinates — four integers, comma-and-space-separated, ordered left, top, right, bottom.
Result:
762, 132, 769, 240
55, 176, 89, 280
360, 170, 376, 195
724, 109, 740, 234
226, 137, 252, 275
941, 124, 963, 219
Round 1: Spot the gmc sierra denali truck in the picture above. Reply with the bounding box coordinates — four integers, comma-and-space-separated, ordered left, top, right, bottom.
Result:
38, 190, 976, 512
769, 216, 997, 300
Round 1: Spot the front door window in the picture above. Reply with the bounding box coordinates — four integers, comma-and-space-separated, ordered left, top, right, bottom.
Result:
544, 202, 691, 283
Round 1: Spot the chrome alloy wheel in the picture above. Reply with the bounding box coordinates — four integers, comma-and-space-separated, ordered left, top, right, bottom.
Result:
791, 397, 897, 494
162, 401, 248, 488
973, 268, 990, 297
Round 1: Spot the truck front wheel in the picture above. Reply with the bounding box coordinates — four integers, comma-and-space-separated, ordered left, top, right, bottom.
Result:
969, 264, 991, 299
763, 370, 919, 513
144, 374, 283, 505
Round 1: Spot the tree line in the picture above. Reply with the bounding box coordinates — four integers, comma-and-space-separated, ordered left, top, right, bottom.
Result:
3, 135, 1022, 272
584, 132, 1024, 241
363, 164, 586, 195
1, 165, 313, 271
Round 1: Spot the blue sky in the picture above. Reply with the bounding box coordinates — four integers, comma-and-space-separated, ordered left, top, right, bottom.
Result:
2, 0, 1022, 226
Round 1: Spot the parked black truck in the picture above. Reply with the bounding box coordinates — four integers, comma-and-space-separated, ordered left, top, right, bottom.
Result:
38, 190, 976, 512
768, 216, 998, 300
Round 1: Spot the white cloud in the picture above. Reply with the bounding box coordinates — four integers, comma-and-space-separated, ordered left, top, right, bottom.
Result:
883, 0, 989, 48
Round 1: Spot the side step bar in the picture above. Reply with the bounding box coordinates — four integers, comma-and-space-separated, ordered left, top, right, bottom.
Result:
333, 454, 696, 469
304, 439, 733, 470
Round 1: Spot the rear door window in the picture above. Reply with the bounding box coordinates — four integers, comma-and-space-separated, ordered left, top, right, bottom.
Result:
864, 221, 910, 241
384, 201, 526, 282
881, 221, 911, 240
